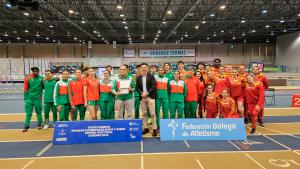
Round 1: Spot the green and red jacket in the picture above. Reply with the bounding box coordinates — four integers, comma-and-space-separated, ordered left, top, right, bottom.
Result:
154, 74, 170, 99
99, 79, 116, 101
24, 74, 44, 100
54, 79, 70, 106
169, 80, 187, 102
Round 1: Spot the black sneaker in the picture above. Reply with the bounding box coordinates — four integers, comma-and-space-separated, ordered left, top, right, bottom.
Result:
22, 126, 29, 132
250, 128, 256, 134
152, 129, 157, 137
244, 118, 249, 124
142, 128, 149, 135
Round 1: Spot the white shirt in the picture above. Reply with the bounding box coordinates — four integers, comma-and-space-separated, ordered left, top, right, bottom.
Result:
142, 75, 147, 93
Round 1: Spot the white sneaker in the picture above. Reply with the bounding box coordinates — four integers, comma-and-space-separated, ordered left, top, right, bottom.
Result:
43, 124, 49, 130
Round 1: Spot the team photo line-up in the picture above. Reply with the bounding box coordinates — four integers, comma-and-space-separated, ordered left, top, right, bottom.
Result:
23, 58, 269, 136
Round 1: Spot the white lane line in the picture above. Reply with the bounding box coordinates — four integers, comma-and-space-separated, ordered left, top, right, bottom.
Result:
140, 140, 144, 153
228, 140, 241, 150
36, 143, 52, 157
244, 153, 266, 169
293, 150, 300, 156
0, 150, 291, 161
0, 140, 52, 143
141, 156, 144, 169
247, 127, 292, 150
196, 159, 205, 169
265, 107, 300, 110
258, 126, 300, 139
184, 140, 190, 148
21, 160, 34, 169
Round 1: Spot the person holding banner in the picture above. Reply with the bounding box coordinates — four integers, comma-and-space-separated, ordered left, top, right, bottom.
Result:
169, 71, 187, 119
136, 63, 157, 137
245, 75, 265, 134
22, 67, 44, 132
204, 84, 219, 118
54, 70, 71, 121
229, 69, 245, 118
83, 68, 100, 120
114, 64, 135, 119
252, 66, 269, 126
219, 89, 239, 118
163, 63, 173, 80
99, 70, 116, 120
68, 69, 86, 121
184, 68, 202, 118
154, 66, 170, 129
43, 70, 58, 129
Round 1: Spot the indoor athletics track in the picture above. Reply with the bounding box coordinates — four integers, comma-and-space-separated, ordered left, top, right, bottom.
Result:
0, 89, 300, 169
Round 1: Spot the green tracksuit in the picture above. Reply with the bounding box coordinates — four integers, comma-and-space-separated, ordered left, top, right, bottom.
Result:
99, 79, 116, 120
54, 79, 70, 121
169, 80, 187, 119
43, 78, 58, 124
155, 75, 170, 127
164, 71, 174, 81
24, 74, 44, 127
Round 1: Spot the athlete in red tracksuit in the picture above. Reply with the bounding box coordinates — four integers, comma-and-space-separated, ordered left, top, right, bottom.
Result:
214, 67, 229, 96
204, 84, 219, 118
229, 69, 245, 118
195, 70, 205, 118
253, 66, 269, 126
219, 89, 239, 118
245, 75, 265, 134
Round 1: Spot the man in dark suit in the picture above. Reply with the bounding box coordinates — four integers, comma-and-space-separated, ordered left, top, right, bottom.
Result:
136, 63, 157, 137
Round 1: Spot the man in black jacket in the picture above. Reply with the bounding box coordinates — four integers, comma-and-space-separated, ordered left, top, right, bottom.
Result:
136, 63, 157, 137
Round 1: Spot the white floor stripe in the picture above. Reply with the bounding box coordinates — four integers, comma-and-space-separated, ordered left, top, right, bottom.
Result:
196, 159, 205, 169
184, 140, 190, 148
21, 160, 34, 169
257, 126, 300, 139
36, 143, 52, 157
228, 140, 241, 150
244, 153, 266, 169
0, 150, 291, 161
0, 140, 52, 143
140, 140, 144, 153
141, 156, 144, 169
293, 150, 300, 156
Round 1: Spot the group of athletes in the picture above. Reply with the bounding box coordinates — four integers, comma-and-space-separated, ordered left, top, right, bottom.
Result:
22, 58, 268, 135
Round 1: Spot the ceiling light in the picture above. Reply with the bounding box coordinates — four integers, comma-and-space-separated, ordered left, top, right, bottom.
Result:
124, 26, 128, 29
74, 37, 77, 40
167, 10, 172, 15
16, 37, 20, 40
197, 40, 201, 44
36, 32, 40, 37
122, 21, 126, 24
46, 37, 49, 40
185, 34, 188, 37
5, 3, 12, 8
53, 40, 56, 43
232, 37, 236, 40
265, 25, 270, 28
67, 32, 71, 36
0, 39, 2, 42
241, 19, 246, 23
97, 34, 101, 37
26, 39, 29, 43
206, 37, 210, 40
195, 25, 199, 29
242, 32, 246, 36
181, 37, 183, 40
266, 39, 269, 43
213, 32, 216, 37
162, 21, 167, 24
220, 5, 226, 10
270, 31, 274, 35
24, 12, 29, 16
81, 19, 86, 24
49, 25, 53, 28
24, 30, 29, 33
120, 14, 125, 17
156, 34, 160, 37
33, 40, 36, 44
251, 29, 256, 33
210, 13, 215, 17
38, 18, 43, 23
4, 32, 8, 36
220, 30, 224, 33
262, 9, 268, 14
127, 34, 130, 37
93, 30, 97, 34
220, 40, 224, 43
101, 38, 104, 40
158, 30, 161, 34
116, 5, 123, 9
298, 13, 300, 17
280, 19, 285, 23
283, 29, 287, 32
202, 20, 206, 24
68, 9, 74, 14
155, 38, 158, 40
243, 39, 247, 43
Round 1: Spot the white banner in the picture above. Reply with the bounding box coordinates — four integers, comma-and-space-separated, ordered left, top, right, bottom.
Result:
89, 58, 121, 67
140, 49, 195, 57
123, 49, 135, 58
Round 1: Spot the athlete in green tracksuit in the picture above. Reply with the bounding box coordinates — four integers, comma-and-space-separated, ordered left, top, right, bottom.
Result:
99, 70, 116, 120
23, 67, 44, 132
163, 63, 174, 81
169, 71, 187, 119
155, 67, 170, 128
54, 70, 71, 121
43, 70, 58, 129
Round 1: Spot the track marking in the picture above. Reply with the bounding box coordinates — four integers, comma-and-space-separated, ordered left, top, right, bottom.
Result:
196, 159, 205, 169
0, 150, 291, 161
21, 160, 34, 169
36, 143, 52, 157
140, 140, 144, 153
0, 140, 52, 143
184, 140, 190, 148
264, 107, 300, 110
244, 153, 266, 169
228, 140, 241, 150
257, 126, 300, 139
293, 150, 300, 156
141, 156, 144, 169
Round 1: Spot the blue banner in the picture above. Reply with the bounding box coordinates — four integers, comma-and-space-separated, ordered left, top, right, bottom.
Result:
52, 120, 142, 145
160, 119, 247, 141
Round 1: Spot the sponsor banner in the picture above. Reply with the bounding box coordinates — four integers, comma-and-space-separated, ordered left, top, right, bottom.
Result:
123, 49, 135, 58
160, 119, 247, 141
140, 49, 195, 57
53, 120, 142, 145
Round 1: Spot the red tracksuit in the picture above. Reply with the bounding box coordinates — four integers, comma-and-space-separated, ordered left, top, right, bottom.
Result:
219, 97, 239, 118
214, 74, 229, 95
197, 80, 205, 118
245, 82, 265, 129
185, 76, 202, 102
205, 92, 219, 118
69, 78, 85, 106
255, 73, 269, 123
229, 77, 244, 102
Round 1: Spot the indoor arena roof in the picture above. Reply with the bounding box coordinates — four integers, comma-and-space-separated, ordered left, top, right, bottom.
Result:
0, 0, 300, 44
